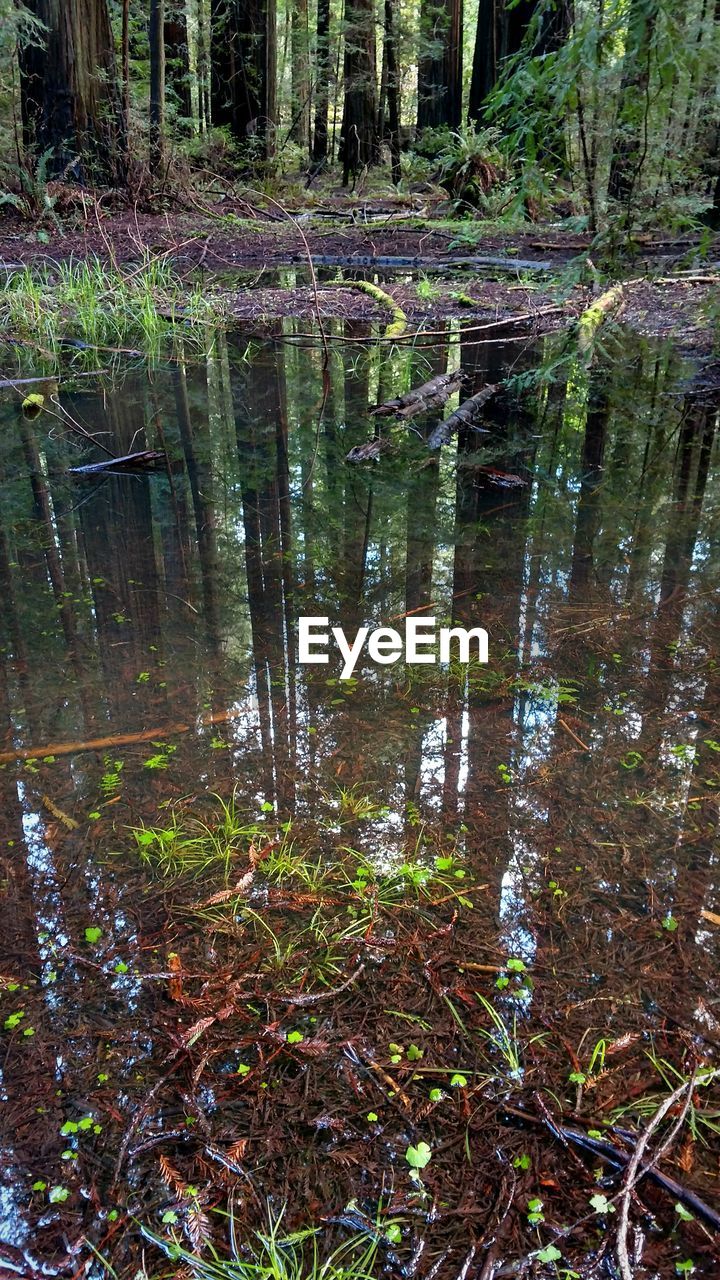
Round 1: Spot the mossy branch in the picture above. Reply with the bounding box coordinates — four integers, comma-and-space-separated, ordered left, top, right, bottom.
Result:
344, 280, 407, 339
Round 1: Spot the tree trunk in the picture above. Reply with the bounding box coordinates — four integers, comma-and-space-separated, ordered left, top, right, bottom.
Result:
312, 0, 331, 163
121, 0, 130, 143
149, 0, 166, 174
384, 0, 401, 184
468, 0, 534, 126
417, 0, 463, 130
340, 0, 378, 185
607, 0, 658, 204
18, 0, 126, 184
165, 2, 192, 129
290, 0, 311, 149
210, 0, 277, 156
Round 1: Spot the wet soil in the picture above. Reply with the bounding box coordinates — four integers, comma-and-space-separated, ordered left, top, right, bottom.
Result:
1, 207, 718, 352
0, 323, 718, 1279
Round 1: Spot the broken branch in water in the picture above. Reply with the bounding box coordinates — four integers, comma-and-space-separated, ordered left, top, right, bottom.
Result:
428, 383, 502, 449
68, 450, 166, 475
0, 707, 240, 763
371, 369, 464, 418
503, 1099, 720, 1231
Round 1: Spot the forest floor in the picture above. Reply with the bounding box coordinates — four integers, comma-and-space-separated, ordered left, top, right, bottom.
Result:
0, 202, 718, 354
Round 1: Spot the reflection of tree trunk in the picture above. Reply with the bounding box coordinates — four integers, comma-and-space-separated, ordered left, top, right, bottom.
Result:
568, 381, 609, 596
173, 365, 221, 649
342, 324, 373, 621
656, 399, 715, 614
18, 418, 82, 660
234, 338, 294, 809
403, 345, 447, 808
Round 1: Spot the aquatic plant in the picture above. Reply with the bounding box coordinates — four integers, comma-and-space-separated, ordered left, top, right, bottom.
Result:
144, 1205, 384, 1280
0, 255, 224, 356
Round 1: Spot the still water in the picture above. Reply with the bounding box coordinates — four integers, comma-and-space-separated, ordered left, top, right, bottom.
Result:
0, 322, 718, 1278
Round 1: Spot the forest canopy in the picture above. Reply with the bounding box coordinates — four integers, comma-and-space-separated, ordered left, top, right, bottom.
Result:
0, 0, 719, 231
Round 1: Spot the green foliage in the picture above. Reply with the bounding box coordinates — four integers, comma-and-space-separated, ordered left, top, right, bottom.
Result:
144, 1206, 383, 1280
0, 256, 223, 357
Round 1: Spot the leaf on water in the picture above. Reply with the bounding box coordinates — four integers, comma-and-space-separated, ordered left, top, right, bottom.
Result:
700, 910, 720, 927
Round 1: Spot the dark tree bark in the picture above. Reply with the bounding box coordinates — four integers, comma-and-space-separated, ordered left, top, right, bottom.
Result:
290, 0, 311, 149
312, 0, 331, 163
468, 0, 535, 126
383, 0, 402, 183
18, 0, 126, 183
210, 0, 277, 155
340, 0, 378, 185
165, 2, 192, 128
417, 0, 463, 130
149, 0, 166, 174
607, 0, 659, 204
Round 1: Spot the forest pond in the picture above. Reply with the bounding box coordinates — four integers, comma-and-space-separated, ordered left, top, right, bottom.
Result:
0, 322, 719, 1279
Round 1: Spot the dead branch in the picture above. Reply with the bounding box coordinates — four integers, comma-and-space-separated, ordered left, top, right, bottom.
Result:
428, 383, 502, 449
371, 369, 464, 419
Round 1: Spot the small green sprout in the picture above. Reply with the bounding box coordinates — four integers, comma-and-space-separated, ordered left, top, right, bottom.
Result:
536, 1244, 562, 1264
589, 1193, 615, 1215
405, 1141, 432, 1170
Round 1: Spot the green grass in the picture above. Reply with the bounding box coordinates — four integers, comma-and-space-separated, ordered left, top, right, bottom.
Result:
0, 254, 224, 356
144, 1206, 385, 1280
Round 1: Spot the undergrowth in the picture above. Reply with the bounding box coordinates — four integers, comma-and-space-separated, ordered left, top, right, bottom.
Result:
0, 255, 223, 355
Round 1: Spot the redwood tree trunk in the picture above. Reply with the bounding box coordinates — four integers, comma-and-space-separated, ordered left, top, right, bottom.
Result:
340, 0, 378, 185
18, 0, 126, 183
384, 0, 401, 184
149, 0, 166, 174
165, 2, 192, 128
608, 0, 659, 204
210, 0, 277, 155
417, 0, 463, 130
290, 0, 311, 149
468, 0, 534, 125
312, 0, 331, 163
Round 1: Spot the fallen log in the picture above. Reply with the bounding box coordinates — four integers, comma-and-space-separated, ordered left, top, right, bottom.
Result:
428, 383, 501, 450
68, 450, 166, 475
577, 283, 625, 354
372, 369, 464, 419
306, 253, 554, 272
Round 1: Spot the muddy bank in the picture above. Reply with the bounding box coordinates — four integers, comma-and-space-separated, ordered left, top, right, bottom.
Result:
1, 209, 717, 352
